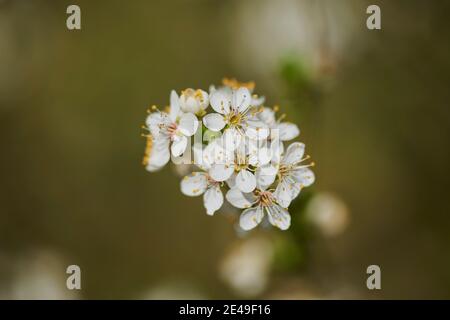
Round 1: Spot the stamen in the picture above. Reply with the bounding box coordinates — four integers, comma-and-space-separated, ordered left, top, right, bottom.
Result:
258, 190, 274, 207
237, 127, 246, 138
194, 89, 204, 102
293, 157, 314, 168
229, 113, 242, 126
241, 107, 252, 116
293, 155, 311, 165
277, 113, 287, 123
278, 156, 315, 179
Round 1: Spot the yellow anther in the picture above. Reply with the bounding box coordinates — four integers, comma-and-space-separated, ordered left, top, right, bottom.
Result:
194, 89, 204, 99
142, 135, 153, 166
222, 77, 255, 91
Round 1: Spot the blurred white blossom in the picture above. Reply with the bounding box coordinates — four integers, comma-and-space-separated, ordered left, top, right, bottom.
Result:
229, 0, 360, 81
1, 250, 79, 300
305, 192, 350, 237
219, 236, 274, 297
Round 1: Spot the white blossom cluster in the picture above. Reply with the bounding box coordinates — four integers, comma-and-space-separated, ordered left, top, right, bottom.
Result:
142, 79, 315, 231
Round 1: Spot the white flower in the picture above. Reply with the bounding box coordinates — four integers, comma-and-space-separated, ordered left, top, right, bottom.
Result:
255, 106, 300, 141
203, 87, 269, 151
143, 80, 315, 232
207, 141, 272, 193
226, 187, 291, 230
219, 236, 274, 297
272, 142, 315, 207
145, 90, 199, 162
305, 192, 349, 237
180, 172, 223, 216
178, 88, 209, 114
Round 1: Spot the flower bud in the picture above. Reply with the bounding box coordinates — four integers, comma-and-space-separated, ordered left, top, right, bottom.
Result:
179, 88, 209, 114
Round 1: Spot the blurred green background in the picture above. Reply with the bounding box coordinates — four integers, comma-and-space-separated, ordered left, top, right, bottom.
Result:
1, 0, 450, 299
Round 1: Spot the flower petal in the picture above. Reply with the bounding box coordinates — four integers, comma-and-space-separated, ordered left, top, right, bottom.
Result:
239, 206, 264, 231
290, 182, 302, 201
236, 169, 257, 193
277, 123, 300, 141
255, 164, 277, 190
209, 163, 234, 182
178, 112, 198, 137
192, 144, 209, 170
259, 163, 278, 176
197, 90, 209, 111
145, 136, 170, 172
203, 113, 226, 132
171, 135, 188, 157
267, 204, 291, 230
269, 139, 284, 164
210, 88, 231, 114
169, 90, 180, 122
248, 146, 272, 167
226, 172, 237, 189
203, 138, 234, 165
244, 120, 270, 140
180, 96, 198, 113
223, 127, 242, 151
202, 140, 218, 167
232, 87, 251, 112
225, 188, 256, 209
203, 185, 223, 215
251, 95, 265, 107
291, 167, 315, 187
180, 172, 208, 196
258, 107, 276, 126
273, 178, 295, 208
282, 142, 305, 165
